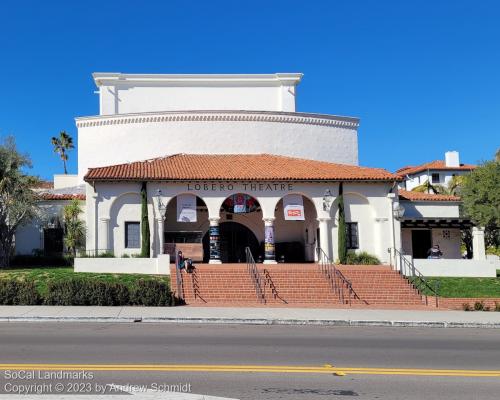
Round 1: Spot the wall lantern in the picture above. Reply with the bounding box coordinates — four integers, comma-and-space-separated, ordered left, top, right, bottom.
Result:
155, 189, 167, 214
392, 202, 405, 220
322, 189, 333, 212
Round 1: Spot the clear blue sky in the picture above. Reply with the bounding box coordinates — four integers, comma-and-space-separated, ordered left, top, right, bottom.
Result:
1, 0, 498, 180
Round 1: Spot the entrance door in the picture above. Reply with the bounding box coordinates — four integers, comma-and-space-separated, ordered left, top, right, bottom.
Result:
411, 230, 431, 259
203, 222, 260, 263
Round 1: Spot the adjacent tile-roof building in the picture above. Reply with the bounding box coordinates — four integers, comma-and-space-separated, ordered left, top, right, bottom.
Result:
398, 189, 460, 202
84, 154, 400, 182
396, 160, 475, 177
37, 185, 86, 201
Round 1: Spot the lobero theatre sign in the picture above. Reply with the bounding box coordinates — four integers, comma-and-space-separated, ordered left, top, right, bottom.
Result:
186, 182, 295, 192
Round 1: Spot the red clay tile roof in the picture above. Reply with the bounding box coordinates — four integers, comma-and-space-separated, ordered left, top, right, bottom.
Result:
38, 193, 86, 201
32, 181, 54, 189
398, 189, 460, 202
84, 154, 400, 182
396, 160, 475, 177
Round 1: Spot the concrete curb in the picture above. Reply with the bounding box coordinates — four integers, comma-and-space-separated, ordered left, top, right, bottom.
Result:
1, 316, 499, 329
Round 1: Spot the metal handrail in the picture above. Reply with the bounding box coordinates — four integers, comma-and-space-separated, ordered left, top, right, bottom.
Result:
263, 269, 287, 304
316, 248, 362, 306
388, 248, 439, 307
245, 247, 265, 304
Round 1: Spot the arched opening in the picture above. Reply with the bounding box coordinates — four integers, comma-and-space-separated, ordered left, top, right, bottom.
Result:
274, 194, 318, 262
163, 195, 209, 261
330, 192, 376, 259
203, 222, 260, 263
209, 193, 263, 263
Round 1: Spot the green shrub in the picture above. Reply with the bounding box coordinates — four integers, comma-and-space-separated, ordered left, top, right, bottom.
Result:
495, 302, 500, 312
44, 278, 130, 306
462, 303, 472, 311
98, 251, 115, 258
474, 301, 485, 311
43, 277, 174, 306
0, 280, 42, 305
346, 251, 381, 265
130, 279, 173, 306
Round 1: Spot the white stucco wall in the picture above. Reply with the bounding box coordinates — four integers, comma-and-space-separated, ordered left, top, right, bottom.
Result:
401, 170, 471, 191
15, 200, 86, 255
54, 174, 79, 189
412, 259, 497, 277
401, 228, 462, 259
401, 201, 461, 219
94, 73, 302, 115
76, 111, 359, 182
74, 255, 170, 275
86, 180, 397, 265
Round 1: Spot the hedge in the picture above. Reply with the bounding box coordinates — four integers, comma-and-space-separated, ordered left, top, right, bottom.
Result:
0, 277, 179, 306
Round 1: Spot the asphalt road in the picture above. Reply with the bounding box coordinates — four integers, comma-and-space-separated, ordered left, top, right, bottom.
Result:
0, 323, 499, 399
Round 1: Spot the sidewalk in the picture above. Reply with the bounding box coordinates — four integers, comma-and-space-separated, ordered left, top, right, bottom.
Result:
0, 306, 499, 328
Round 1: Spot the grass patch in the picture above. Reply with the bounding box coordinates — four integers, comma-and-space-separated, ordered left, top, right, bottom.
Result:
416, 277, 500, 298
0, 267, 170, 297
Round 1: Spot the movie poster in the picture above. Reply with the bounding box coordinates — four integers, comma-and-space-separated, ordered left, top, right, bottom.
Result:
283, 194, 305, 221
233, 193, 247, 213
177, 194, 197, 222
209, 225, 220, 260
264, 225, 275, 260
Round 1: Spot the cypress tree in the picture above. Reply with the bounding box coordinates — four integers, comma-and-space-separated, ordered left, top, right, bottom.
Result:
337, 182, 347, 264
140, 182, 151, 258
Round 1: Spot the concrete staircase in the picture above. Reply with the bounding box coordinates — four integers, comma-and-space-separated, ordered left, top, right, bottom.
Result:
170, 263, 426, 307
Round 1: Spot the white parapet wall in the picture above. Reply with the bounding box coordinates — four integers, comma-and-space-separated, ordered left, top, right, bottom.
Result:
412, 259, 498, 278
74, 254, 170, 275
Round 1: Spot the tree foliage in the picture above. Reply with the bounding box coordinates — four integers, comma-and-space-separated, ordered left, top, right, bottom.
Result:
140, 182, 150, 258
337, 183, 347, 264
0, 137, 39, 267
63, 199, 85, 258
51, 131, 74, 174
412, 175, 464, 196
461, 160, 500, 248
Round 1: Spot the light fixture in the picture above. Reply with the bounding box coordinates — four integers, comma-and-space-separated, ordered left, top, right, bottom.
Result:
322, 189, 333, 211
155, 189, 166, 213
392, 202, 405, 220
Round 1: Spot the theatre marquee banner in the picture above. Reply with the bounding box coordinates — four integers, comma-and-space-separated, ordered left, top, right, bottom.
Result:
177, 194, 197, 222
283, 194, 305, 221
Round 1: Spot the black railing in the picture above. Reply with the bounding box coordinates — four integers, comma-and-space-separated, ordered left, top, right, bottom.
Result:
316, 248, 362, 306
245, 247, 265, 304
388, 248, 439, 307
79, 249, 116, 257
263, 268, 287, 304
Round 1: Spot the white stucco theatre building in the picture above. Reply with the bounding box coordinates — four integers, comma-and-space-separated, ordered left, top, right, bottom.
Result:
15, 72, 495, 277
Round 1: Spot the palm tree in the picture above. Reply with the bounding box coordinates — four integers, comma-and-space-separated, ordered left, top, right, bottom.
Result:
63, 199, 85, 258
51, 131, 74, 174
412, 175, 464, 196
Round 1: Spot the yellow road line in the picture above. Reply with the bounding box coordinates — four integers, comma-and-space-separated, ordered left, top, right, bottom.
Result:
0, 364, 498, 377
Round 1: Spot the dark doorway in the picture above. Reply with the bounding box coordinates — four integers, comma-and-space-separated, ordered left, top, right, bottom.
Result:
411, 230, 432, 259
44, 228, 64, 255
203, 222, 260, 263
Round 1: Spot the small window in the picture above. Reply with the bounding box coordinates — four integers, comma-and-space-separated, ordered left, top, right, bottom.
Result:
346, 222, 359, 249
125, 222, 140, 248
431, 173, 440, 183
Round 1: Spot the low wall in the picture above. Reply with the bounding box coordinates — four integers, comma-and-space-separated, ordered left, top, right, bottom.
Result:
412, 259, 498, 277
431, 297, 500, 310
74, 254, 170, 275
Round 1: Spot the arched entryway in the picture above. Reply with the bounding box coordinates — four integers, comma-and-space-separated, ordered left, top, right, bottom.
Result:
274, 194, 319, 262
203, 222, 260, 263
